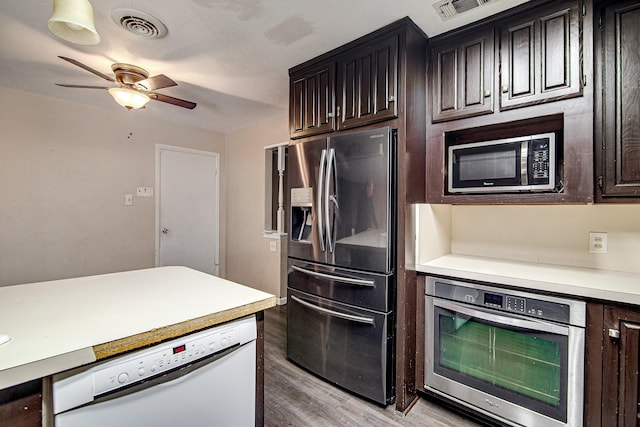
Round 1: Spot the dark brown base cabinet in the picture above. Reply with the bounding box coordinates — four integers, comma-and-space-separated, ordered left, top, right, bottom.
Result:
0, 380, 42, 427
585, 302, 640, 427
604, 305, 640, 426
595, 0, 640, 201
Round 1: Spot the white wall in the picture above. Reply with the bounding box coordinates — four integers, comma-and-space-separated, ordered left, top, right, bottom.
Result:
0, 88, 226, 286
224, 115, 289, 298
451, 204, 640, 273
416, 203, 640, 275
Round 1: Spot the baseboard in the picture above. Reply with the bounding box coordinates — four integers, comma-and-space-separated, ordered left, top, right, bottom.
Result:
276, 297, 287, 305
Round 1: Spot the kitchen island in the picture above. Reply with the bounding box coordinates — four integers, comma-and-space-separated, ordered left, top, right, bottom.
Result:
0, 266, 276, 425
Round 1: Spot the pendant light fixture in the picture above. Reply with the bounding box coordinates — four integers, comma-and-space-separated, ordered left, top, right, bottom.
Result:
47, 0, 101, 45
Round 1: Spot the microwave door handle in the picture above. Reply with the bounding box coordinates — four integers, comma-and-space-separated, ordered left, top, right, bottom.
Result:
433, 298, 569, 336
521, 140, 528, 186
291, 295, 375, 325
291, 265, 375, 287
325, 148, 336, 253
317, 149, 327, 252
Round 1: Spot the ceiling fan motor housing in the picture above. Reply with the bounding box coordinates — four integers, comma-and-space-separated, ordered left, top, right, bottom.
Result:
111, 63, 149, 85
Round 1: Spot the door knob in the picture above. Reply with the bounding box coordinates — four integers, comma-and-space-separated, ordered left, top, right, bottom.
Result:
162, 228, 169, 235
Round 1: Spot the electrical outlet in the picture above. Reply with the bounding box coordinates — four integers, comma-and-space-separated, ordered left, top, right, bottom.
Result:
136, 187, 154, 197
269, 241, 277, 252
589, 232, 608, 253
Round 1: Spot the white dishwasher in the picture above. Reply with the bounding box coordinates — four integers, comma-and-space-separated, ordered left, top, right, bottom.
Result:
52, 315, 256, 427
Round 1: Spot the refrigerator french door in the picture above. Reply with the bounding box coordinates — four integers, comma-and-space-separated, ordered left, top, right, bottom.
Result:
287, 127, 396, 405
288, 127, 394, 274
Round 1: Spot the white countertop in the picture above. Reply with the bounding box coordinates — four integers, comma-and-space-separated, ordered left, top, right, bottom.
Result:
0, 266, 275, 390
416, 254, 640, 304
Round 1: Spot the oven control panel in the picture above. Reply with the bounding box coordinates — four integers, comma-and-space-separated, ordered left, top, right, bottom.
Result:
433, 281, 573, 324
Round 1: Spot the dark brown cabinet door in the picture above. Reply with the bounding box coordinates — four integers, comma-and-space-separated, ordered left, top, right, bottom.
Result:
336, 34, 398, 130
499, 0, 583, 110
603, 305, 640, 427
289, 62, 335, 139
597, 0, 640, 199
431, 28, 495, 122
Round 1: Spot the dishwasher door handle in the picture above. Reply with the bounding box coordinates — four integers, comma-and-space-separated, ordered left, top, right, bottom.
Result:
291, 265, 375, 287
291, 295, 375, 325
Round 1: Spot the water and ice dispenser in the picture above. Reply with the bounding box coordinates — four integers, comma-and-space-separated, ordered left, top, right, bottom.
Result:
290, 187, 313, 242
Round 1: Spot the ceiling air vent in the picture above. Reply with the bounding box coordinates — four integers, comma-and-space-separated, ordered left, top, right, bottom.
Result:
433, 0, 499, 20
111, 8, 168, 39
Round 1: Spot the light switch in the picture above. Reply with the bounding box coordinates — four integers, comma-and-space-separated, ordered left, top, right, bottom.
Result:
269, 241, 277, 252
124, 194, 133, 206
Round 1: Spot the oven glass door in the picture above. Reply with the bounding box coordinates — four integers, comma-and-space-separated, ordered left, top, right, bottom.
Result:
432, 299, 568, 423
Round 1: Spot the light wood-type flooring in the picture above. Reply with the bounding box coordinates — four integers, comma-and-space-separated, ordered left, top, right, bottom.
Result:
263, 305, 483, 427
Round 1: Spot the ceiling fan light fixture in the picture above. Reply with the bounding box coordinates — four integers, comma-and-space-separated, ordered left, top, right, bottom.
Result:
47, 0, 101, 45
108, 87, 150, 110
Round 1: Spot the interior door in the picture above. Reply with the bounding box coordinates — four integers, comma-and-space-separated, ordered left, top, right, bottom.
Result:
157, 146, 220, 275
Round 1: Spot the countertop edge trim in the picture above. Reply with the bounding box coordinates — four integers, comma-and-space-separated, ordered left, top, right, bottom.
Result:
92, 297, 276, 360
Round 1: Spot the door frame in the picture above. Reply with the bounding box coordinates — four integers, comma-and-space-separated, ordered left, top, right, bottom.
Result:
155, 144, 221, 275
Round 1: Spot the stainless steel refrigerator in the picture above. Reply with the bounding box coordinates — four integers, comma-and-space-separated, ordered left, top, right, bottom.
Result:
287, 127, 396, 405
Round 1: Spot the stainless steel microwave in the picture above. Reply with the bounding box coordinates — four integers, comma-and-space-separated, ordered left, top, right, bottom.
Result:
448, 133, 556, 193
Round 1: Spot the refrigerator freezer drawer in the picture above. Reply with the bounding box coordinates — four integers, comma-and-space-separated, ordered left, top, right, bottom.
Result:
288, 259, 393, 312
286, 289, 394, 405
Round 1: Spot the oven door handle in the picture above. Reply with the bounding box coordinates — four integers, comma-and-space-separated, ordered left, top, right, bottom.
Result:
434, 298, 569, 336
291, 265, 375, 287
291, 295, 375, 325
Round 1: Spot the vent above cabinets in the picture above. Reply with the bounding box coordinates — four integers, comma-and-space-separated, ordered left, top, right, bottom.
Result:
433, 0, 499, 20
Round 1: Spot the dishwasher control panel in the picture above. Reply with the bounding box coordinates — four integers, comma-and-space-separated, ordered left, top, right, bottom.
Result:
93, 318, 254, 395
52, 315, 257, 415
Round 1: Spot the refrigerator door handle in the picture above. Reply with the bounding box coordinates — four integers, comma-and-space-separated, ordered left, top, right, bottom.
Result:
291, 265, 375, 287
291, 295, 375, 325
325, 148, 336, 253
317, 149, 327, 252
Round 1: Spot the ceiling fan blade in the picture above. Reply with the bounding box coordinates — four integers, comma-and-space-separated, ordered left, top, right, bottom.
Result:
56, 83, 110, 89
148, 92, 197, 109
135, 74, 177, 91
58, 56, 115, 82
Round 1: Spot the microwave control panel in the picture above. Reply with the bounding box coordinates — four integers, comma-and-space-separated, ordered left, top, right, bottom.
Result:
530, 139, 551, 183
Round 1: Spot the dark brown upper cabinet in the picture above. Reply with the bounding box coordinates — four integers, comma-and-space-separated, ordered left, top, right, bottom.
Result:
289, 62, 336, 139
336, 34, 398, 130
595, 0, 640, 201
425, 0, 594, 205
289, 23, 406, 139
499, 0, 583, 110
431, 28, 495, 122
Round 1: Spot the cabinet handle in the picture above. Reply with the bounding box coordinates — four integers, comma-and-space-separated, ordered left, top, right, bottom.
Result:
327, 112, 334, 118
484, 90, 491, 97
609, 328, 620, 339
501, 85, 509, 93
389, 95, 395, 102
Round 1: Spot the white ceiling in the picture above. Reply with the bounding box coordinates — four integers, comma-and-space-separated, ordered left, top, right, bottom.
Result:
0, 0, 530, 134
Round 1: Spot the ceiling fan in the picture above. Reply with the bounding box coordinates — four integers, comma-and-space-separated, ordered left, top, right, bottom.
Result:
55, 56, 197, 110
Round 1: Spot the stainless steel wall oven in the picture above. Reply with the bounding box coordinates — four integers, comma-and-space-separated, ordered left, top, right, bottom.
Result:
424, 276, 585, 426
